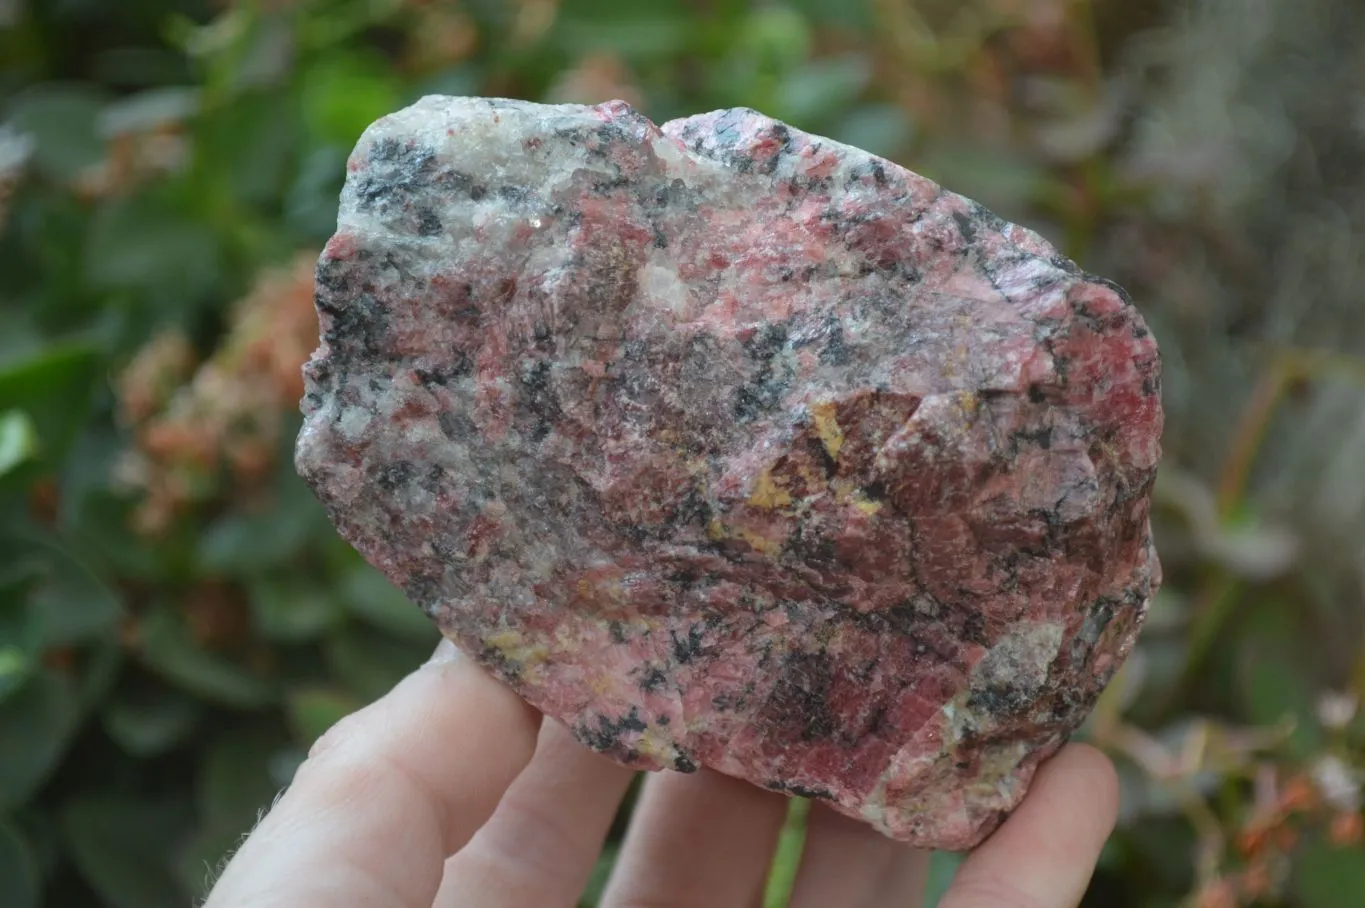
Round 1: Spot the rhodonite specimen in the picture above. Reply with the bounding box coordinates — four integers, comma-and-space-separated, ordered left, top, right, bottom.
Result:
296, 96, 1162, 850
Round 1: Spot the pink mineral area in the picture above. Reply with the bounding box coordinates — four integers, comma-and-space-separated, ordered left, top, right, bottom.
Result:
296, 96, 1163, 850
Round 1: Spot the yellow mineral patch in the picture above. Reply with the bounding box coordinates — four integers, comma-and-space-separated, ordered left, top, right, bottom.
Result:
485, 629, 549, 668
739, 527, 783, 556
853, 496, 883, 516
707, 517, 726, 541
633, 728, 678, 762
748, 468, 792, 510
809, 400, 845, 460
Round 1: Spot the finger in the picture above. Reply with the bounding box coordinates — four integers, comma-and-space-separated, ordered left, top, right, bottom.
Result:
787, 803, 930, 908
601, 767, 788, 908
434, 719, 636, 907
940, 743, 1119, 908
205, 640, 539, 908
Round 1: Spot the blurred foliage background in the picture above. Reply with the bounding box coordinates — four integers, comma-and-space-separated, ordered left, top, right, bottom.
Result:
2, 0, 1364, 905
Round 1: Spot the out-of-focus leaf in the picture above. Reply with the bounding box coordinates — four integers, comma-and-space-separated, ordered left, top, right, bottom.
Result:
198, 730, 288, 827
0, 410, 39, 477
201, 91, 299, 205
0, 670, 78, 810
198, 503, 317, 574
774, 55, 871, 126
579, 843, 619, 908
286, 685, 358, 744
737, 6, 812, 70
0, 562, 43, 702
178, 725, 292, 895
0, 343, 100, 466
247, 573, 344, 642
339, 563, 438, 642
60, 795, 190, 908
137, 606, 275, 709
1238, 604, 1324, 758
301, 54, 401, 146
1294, 840, 1365, 908
285, 143, 347, 239
0, 647, 29, 701
68, 491, 169, 580
76, 639, 123, 713
90, 46, 193, 87
16, 533, 125, 647
917, 146, 1051, 214
99, 87, 200, 137
785, 0, 873, 28
4, 83, 108, 181
1243, 646, 1323, 757
0, 819, 40, 908
413, 65, 482, 100
199, 463, 330, 575
835, 104, 915, 160
922, 852, 964, 907
555, 0, 693, 60
102, 685, 200, 756
85, 194, 223, 298
325, 629, 429, 701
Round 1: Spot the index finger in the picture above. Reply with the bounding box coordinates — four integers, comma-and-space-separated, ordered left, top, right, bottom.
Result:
205, 640, 539, 908
940, 743, 1120, 908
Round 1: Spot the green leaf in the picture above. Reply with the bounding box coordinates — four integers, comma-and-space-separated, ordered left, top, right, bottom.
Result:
325, 629, 429, 701
1238, 605, 1324, 758
247, 573, 344, 643
0, 343, 100, 467
137, 606, 275, 709
774, 55, 872, 126
0, 411, 39, 477
286, 686, 359, 744
763, 797, 809, 907
834, 104, 915, 160
916, 147, 1051, 214
923, 852, 965, 907
0, 563, 43, 701
102, 685, 200, 756
99, 87, 200, 137
60, 795, 190, 908
301, 54, 401, 146
198, 478, 329, 574
198, 730, 289, 828
67, 491, 169, 580
785, 0, 873, 28
14, 533, 125, 647
199, 91, 299, 205
1294, 840, 1365, 908
339, 563, 438, 642
0, 647, 30, 701
4, 83, 108, 182
0, 819, 40, 908
84, 194, 223, 298
176, 728, 294, 896
284, 143, 347, 239
732, 5, 812, 69
579, 843, 619, 908
0, 670, 78, 810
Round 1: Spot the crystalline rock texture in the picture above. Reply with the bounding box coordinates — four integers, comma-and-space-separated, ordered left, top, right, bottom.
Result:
296, 97, 1162, 850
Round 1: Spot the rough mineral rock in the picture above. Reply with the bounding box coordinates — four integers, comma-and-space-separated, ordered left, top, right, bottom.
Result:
296, 96, 1162, 850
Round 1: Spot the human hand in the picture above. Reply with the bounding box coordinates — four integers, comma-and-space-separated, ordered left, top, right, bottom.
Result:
205, 640, 1119, 908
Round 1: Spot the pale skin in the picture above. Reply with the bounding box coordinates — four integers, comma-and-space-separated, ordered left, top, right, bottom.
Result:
205, 639, 1119, 908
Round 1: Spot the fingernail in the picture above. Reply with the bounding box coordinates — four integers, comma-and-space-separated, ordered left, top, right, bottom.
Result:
426, 637, 463, 666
